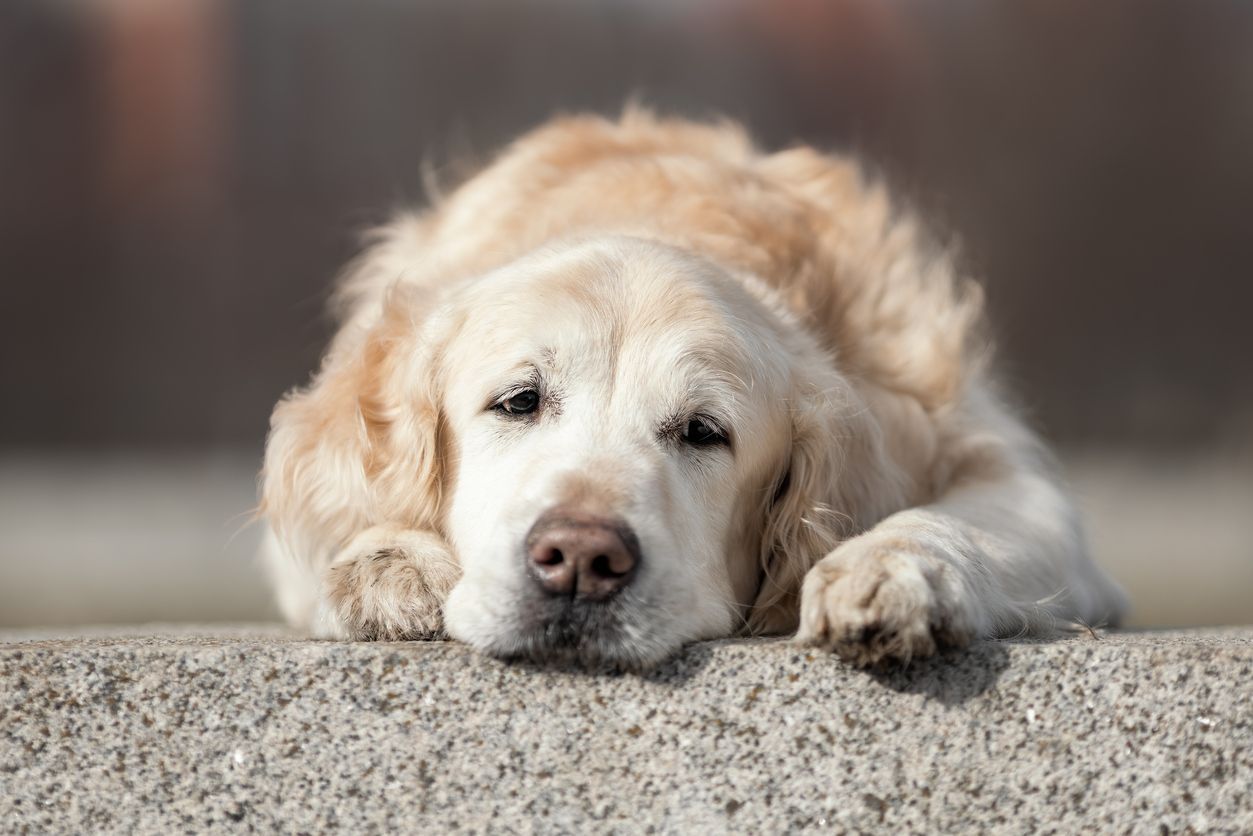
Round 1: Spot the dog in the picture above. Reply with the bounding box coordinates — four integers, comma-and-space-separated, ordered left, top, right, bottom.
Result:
260, 109, 1126, 669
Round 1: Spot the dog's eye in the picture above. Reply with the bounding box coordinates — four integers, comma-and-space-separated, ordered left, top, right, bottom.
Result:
495, 389, 540, 416
681, 416, 728, 447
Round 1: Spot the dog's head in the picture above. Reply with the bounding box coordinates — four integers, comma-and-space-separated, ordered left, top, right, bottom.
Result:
266, 236, 903, 668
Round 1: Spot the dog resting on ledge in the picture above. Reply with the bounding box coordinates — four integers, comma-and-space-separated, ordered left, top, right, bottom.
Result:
259, 109, 1126, 669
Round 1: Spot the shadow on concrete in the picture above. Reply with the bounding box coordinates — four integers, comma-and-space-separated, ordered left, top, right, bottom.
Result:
495, 645, 718, 686
865, 640, 1013, 706
475, 636, 1020, 697
640, 641, 723, 686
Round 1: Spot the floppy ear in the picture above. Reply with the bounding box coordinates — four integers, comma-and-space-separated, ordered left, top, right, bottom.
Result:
261, 288, 447, 571
748, 377, 912, 634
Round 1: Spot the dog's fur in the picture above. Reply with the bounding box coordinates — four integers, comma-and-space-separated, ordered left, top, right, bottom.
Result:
260, 110, 1126, 668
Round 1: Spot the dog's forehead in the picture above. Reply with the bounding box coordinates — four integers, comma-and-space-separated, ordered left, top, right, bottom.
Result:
453, 238, 766, 376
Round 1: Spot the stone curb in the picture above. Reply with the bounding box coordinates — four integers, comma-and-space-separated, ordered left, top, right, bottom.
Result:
2, 628, 1250, 833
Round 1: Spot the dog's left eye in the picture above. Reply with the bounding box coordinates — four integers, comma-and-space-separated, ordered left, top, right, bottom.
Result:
681, 416, 729, 447
495, 389, 540, 416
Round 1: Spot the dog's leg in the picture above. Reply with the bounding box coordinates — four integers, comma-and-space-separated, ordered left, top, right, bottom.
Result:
317, 526, 461, 641
797, 458, 1126, 666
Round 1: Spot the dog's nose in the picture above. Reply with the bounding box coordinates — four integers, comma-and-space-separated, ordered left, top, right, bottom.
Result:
526, 509, 641, 601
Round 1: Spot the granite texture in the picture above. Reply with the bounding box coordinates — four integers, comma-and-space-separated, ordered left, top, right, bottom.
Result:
1, 627, 1250, 834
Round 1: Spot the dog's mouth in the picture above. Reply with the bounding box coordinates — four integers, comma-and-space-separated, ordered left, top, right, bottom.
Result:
518, 597, 632, 656
497, 594, 674, 671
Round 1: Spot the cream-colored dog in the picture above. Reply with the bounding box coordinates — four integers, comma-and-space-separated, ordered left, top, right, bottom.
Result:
260, 110, 1126, 668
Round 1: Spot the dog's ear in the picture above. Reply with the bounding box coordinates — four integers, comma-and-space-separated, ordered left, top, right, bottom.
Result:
261, 288, 447, 569
749, 377, 912, 634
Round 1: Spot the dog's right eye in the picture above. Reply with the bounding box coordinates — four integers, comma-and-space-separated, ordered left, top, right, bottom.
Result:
494, 389, 540, 416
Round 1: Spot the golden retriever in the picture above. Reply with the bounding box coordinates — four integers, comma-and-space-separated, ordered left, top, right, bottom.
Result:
260, 109, 1126, 668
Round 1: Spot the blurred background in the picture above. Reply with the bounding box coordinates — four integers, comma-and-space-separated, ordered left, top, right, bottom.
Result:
2, 0, 1250, 629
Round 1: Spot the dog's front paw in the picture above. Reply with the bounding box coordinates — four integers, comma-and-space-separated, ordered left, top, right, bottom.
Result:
796, 533, 974, 666
323, 529, 460, 641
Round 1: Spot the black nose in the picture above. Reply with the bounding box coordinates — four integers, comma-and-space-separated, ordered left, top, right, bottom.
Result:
525, 508, 641, 601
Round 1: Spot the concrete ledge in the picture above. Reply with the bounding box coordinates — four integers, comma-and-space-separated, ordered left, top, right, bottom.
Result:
2, 628, 1251, 833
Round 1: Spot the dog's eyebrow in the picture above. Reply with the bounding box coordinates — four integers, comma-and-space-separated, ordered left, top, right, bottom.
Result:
485, 365, 541, 402
485, 363, 569, 417
681, 362, 747, 403
659, 405, 733, 431
660, 376, 740, 433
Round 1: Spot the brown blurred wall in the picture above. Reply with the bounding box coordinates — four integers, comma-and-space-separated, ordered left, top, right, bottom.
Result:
2, 0, 1252, 452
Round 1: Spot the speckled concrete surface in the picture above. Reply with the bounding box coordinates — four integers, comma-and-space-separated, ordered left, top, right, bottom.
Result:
2, 628, 1251, 834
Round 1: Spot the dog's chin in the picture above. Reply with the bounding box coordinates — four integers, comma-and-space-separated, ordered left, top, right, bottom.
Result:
451, 591, 683, 673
